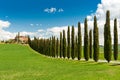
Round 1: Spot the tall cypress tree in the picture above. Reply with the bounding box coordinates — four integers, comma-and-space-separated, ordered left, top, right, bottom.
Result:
43, 39, 46, 55
67, 26, 70, 59
78, 22, 82, 60
51, 36, 56, 57
71, 26, 75, 59
114, 18, 118, 60
75, 36, 78, 58
54, 36, 56, 57
56, 38, 59, 58
63, 30, 66, 58
89, 29, 92, 59
93, 16, 99, 62
84, 18, 89, 61
104, 24, 107, 59
104, 10, 112, 63
28, 36, 31, 47
49, 37, 52, 57
52, 36, 54, 57
60, 32, 63, 58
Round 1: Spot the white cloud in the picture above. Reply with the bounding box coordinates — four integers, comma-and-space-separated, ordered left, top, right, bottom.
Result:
0, 20, 11, 29
30, 23, 42, 27
0, 20, 15, 41
20, 31, 35, 36
58, 8, 64, 12
0, 29, 16, 41
44, 7, 57, 13
0, 20, 38, 41
85, 0, 120, 45
44, 7, 64, 13
38, 29, 44, 32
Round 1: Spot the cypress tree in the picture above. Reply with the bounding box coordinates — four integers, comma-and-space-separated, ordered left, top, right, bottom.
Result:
49, 37, 52, 57
89, 29, 92, 59
104, 10, 112, 63
78, 22, 82, 60
33, 37, 39, 52
104, 24, 107, 59
53, 36, 56, 57
60, 32, 63, 58
71, 26, 75, 59
114, 18, 118, 60
63, 30, 66, 58
56, 38, 59, 58
93, 16, 99, 62
52, 36, 54, 57
43, 39, 46, 55
75, 36, 78, 58
84, 18, 89, 61
46, 39, 49, 56
67, 26, 70, 59
28, 36, 31, 47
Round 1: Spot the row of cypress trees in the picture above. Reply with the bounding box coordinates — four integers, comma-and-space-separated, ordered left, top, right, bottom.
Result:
28, 10, 118, 63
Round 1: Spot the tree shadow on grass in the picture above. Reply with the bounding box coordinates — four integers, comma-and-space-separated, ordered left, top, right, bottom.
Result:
97, 62, 107, 64
94, 62, 108, 65
110, 63, 120, 66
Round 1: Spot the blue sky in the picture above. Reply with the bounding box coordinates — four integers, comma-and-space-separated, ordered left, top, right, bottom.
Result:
0, 0, 101, 32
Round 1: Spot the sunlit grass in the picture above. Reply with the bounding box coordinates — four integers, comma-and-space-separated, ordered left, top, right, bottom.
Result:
0, 44, 120, 80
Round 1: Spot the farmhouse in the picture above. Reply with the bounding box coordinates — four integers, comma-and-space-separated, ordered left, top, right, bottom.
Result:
15, 35, 28, 44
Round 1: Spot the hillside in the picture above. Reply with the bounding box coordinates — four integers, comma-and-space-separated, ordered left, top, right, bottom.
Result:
0, 44, 120, 80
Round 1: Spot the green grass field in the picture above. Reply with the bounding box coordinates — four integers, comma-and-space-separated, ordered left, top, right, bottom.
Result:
0, 44, 120, 80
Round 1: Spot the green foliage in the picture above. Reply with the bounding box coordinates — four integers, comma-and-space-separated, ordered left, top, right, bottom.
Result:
75, 36, 78, 58
104, 10, 112, 63
28, 10, 118, 64
28, 36, 31, 47
114, 18, 118, 60
60, 32, 63, 58
71, 26, 75, 59
67, 26, 71, 59
78, 22, 82, 60
89, 29, 92, 59
84, 18, 89, 61
52, 36, 56, 57
63, 30, 66, 58
49, 37, 52, 57
56, 38, 59, 58
93, 16, 99, 62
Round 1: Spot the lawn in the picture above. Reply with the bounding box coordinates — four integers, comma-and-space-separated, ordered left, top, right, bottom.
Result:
0, 44, 120, 80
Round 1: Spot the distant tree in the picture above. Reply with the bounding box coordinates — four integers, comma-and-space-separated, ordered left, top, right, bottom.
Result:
93, 16, 99, 62
17, 32, 20, 43
52, 36, 54, 57
49, 37, 52, 57
104, 10, 112, 63
63, 30, 66, 58
28, 36, 31, 47
53, 36, 56, 57
89, 29, 92, 59
84, 18, 89, 61
78, 22, 82, 60
67, 26, 71, 59
75, 36, 78, 58
71, 26, 75, 59
56, 38, 59, 58
60, 32, 63, 58
114, 18, 118, 60
33, 37, 39, 52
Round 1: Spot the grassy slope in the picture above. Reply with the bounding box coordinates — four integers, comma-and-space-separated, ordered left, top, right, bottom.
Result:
0, 44, 120, 80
